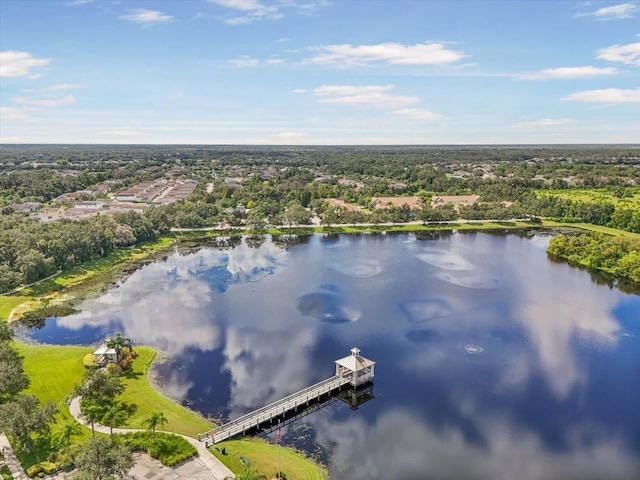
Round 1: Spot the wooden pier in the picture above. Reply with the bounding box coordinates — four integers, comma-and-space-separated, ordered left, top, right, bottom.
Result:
199, 348, 375, 445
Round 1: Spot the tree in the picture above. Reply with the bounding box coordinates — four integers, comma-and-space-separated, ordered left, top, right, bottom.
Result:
142, 411, 168, 444
101, 401, 136, 442
54, 420, 82, 455
106, 333, 130, 363
0, 321, 15, 342
0, 393, 58, 451
80, 402, 104, 439
73, 437, 133, 480
75, 369, 125, 404
0, 342, 30, 400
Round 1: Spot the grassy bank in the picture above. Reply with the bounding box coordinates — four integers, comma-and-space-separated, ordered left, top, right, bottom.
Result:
1, 237, 176, 322
212, 438, 327, 480
0, 296, 28, 321
16, 343, 95, 467
541, 220, 640, 239
120, 347, 213, 438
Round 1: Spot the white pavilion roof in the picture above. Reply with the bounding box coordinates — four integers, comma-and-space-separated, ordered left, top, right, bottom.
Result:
335, 349, 375, 372
93, 344, 117, 355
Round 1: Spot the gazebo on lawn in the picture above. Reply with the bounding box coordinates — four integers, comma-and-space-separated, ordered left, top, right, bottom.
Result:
92, 344, 118, 366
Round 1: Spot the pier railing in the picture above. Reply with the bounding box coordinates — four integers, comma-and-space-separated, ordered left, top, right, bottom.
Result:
199, 374, 350, 445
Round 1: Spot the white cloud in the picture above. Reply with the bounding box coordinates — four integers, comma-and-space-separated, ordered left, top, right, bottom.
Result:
14, 94, 76, 107
230, 56, 284, 67
307, 42, 466, 67
320, 93, 419, 107
230, 55, 260, 67
65, 0, 93, 5
0, 107, 34, 121
0, 137, 22, 143
208, 0, 327, 24
597, 42, 640, 66
314, 85, 393, 96
0, 51, 50, 77
313, 84, 420, 108
277, 37, 290, 43
292, 88, 307, 94
525, 66, 619, 79
510, 118, 576, 129
98, 130, 143, 136
563, 87, 640, 103
208, 0, 281, 24
120, 9, 175, 25
392, 108, 445, 121
23, 84, 84, 93
578, 3, 638, 19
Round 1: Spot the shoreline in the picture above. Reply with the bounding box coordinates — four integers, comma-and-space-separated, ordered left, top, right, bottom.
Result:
2, 220, 638, 324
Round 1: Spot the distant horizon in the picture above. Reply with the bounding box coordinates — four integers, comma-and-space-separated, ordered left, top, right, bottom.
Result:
2, 1, 638, 144
1, 142, 639, 148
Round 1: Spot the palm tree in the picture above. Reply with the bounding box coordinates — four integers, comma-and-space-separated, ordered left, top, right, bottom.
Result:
142, 411, 168, 444
54, 421, 82, 455
102, 402, 136, 442
106, 333, 130, 363
80, 403, 104, 438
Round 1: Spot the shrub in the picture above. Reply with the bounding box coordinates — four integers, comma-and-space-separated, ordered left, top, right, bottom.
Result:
26, 462, 57, 478
118, 431, 197, 466
83, 353, 97, 368
1, 465, 13, 480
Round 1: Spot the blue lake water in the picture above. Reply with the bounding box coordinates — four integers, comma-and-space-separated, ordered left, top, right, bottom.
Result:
21, 232, 640, 479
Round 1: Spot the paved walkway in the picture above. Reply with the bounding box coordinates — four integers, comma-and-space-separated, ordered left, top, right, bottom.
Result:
0, 432, 28, 480
69, 397, 235, 480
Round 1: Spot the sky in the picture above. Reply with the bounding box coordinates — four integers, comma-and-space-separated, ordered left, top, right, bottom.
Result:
0, 0, 639, 145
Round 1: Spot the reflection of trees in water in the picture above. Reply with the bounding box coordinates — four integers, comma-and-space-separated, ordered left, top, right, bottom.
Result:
547, 253, 640, 295
415, 231, 454, 241
271, 234, 312, 248
245, 235, 266, 249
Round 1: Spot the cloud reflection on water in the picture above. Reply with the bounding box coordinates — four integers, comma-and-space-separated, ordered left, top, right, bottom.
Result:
310, 408, 640, 480
507, 236, 621, 399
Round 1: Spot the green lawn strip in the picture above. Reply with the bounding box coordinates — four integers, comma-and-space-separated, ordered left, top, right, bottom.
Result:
15, 343, 94, 468
211, 438, 327, 479
541, 188, 640, 208
120, 347, 213, 438
0, 296, 30, 321
541, 220, 640, 239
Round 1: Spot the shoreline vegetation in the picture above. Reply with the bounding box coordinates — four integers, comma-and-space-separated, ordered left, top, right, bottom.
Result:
1, 219, 638, 325
1, 221, 637, 479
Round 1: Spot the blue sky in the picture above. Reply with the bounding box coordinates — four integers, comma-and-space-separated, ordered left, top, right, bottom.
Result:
1, 0, 638, 144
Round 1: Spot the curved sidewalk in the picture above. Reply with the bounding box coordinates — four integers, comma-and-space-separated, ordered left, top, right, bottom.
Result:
69, 397, 234, 480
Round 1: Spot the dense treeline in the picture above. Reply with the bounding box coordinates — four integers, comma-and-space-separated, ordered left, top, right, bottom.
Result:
547, 233, 640, 283
0, 212, 166, 293
0, 323, 58, 452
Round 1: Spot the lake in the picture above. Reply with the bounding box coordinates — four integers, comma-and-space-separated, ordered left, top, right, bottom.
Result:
21, 232, 640, 479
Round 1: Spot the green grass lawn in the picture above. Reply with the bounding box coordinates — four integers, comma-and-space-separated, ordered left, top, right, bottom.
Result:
542, 220, 640, 239
120, 347, 213, 438
0, 296, 30, 321
212, 438, 327, 480
15, 343, 95, 467
541, 188, 640, 209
